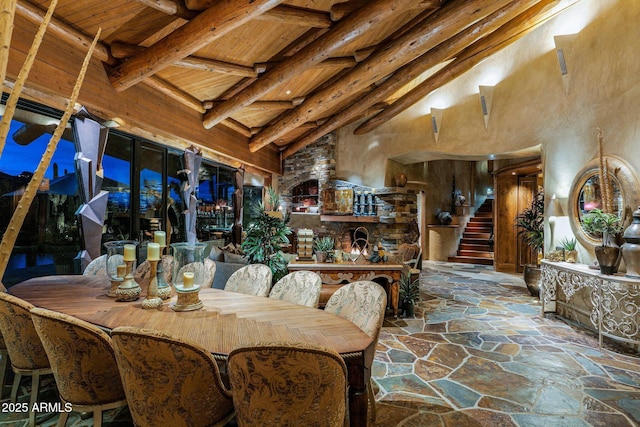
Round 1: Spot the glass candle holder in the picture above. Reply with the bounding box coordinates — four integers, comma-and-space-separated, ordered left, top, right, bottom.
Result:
104, 240, 139, 297
171, 242, 208, 288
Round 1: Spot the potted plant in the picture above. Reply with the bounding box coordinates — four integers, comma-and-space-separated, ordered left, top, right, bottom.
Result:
241, 201, 291, 284
515, 189, 544, 296
560, 237, 578, 263
399, 272, 420, 317
581, 208, 623, 274
313, 236, 334, 263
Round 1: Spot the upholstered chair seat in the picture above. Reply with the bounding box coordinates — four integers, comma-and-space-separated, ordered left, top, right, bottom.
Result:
268, 271, 322, 307
134, 254, 176, 293
228, 342, 347, 427
111, 326, 235, 427
175, 257, 216, 288
83, 254, 109, 276
324, 281, 387, 421
224, 264, 272, 296
30, 307, 128, 427
0, 293, 52, 427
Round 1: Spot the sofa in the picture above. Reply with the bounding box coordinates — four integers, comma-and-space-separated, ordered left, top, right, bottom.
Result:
208, 244, 247, 290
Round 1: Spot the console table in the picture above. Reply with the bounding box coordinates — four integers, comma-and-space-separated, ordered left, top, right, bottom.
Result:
541, 260, 640, 349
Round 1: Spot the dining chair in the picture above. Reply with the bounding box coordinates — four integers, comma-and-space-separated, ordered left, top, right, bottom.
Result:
268, 271, 322, 307
83, 254, 108, 276
111, 326, 235, 427
30, 307, 128, 427
324, 280, 387, 421
0, 333, 11, 399
0, 293, 52, 427
135, 254, 176, 291
228, 342, 347, 427
175, 257, 216, 288
224, 264, 272, 296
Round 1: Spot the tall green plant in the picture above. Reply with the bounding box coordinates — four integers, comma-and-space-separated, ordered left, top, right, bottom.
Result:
580, 208, 623, 247
515, 190, 544, 253
241, 203, 291, 283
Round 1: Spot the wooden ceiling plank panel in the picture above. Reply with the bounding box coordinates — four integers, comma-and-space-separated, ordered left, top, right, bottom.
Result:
15, 0, 114, 64
202, 0, 418, 130
110, 41, 257, 76
255, 5, 331, 28
108, 0, 284, 92
330, 0, 442, 21
249, 0, 514, 152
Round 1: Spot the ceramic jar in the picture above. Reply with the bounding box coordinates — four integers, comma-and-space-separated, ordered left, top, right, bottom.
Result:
621, 206, 640, 278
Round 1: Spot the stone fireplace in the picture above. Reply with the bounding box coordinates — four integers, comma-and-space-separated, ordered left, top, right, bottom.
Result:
278, 133, 419, 256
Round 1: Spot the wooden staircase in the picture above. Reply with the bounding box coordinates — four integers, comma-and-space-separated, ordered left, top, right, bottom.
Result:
448, 199, 494, 265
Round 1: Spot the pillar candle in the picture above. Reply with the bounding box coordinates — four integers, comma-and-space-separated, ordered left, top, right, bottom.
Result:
183, 272, 194, 288
147, 242, 160, 261
116, 264, 126, 278
124, 244, 136, 261
154, 231, 166, 247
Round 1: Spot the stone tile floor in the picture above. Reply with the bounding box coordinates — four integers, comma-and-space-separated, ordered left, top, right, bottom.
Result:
1, 261, 639, 426
371, 261, 640, 426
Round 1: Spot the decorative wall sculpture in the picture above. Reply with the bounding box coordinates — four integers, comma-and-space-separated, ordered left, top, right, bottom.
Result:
182, 146, 202, 244
74, 108, 109, 269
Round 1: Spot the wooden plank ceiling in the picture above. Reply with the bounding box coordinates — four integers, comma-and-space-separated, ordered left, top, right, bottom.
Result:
17, 0, 576, 160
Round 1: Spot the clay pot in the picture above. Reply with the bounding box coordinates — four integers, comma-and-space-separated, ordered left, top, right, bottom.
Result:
394, 173, 408, 187
595, 245, 621, 275
564, 250, 578, 263
523, 264, 541, 298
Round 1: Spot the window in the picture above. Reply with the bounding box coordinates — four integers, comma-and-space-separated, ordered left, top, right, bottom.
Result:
0, 100, 81, 285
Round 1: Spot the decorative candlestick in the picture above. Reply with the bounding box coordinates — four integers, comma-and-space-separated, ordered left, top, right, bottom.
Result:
153, 231, 171, 300
156, 247, 172, 300
116, 259, 141, 302
107, 264, 126, 298
103, 240, 140, 301
142, 243, 163, 309
173, 271, 202, 312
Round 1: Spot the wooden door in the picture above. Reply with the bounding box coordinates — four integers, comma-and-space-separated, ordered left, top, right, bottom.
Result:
516, 176, 538, 273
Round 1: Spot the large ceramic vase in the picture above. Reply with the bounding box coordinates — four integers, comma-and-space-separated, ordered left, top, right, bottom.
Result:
621, 206, 640, 278
523, 264, 541, 298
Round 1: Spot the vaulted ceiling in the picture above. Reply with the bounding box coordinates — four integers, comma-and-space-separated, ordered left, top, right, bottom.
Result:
9, 0, 577, 174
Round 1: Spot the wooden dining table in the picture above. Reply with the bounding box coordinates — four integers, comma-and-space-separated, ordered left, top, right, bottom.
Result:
9, 274, 374, 427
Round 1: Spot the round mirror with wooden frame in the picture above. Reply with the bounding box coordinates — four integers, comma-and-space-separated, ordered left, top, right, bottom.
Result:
568, 156, 640, 248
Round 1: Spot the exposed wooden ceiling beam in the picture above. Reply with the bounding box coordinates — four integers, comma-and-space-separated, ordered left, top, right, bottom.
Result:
281, 0, 554, 158
204, 100, 300, 110
110, 41, 259, 77
202, 0, 418, 130
354, 0, 579, 135
16, 0, 114, 64
108, 0, 284, 92
143, 75, 205, 113
250, 0, 514, 153
255, 5, 331, 28
138, 0, 330, 28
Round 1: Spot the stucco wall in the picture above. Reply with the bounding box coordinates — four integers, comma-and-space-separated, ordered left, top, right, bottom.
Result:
335, 0, 640, 265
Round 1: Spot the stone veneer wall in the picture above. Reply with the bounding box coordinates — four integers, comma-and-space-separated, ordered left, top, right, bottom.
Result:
278, 133, 419, 255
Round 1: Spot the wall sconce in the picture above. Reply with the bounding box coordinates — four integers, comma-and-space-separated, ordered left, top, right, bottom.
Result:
478, 85, 494, 130
430, 108, 443, 144
554, 34, 577, 95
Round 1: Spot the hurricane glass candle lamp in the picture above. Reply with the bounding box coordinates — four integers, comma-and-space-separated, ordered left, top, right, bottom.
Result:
171, 242, 207, 311
104, 240, 141, 301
